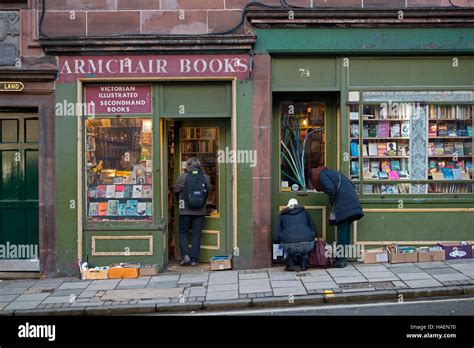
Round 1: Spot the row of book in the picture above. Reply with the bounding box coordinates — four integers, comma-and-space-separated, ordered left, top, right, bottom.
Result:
96, 164, 153, 185
429, 183, 473, 194
428, 105, 473, 120
181, 140, 217, 153
88, 200, 152, 217
429, 123, 473, 137
351, 141, 409, 157
351, 159, 409, 180
363, 184, 410, 194
350, 121, 411, 139
431, 167, 470, 180
88, 184, 152, 199
428, 141, 472, 157
362, 104, 413, 119
429, 159, 473, 174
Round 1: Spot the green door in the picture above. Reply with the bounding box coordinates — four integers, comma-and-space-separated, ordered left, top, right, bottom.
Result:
0, 113, 39, 259
272, 93, 339, 244
171, 119, 230, 263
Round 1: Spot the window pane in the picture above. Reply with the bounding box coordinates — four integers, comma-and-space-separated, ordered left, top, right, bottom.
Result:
180, 127, 218, 216
25, 119, 39, 143
280, 102, 325, 192
85, 118, 153, 221
1, 120, 18, 143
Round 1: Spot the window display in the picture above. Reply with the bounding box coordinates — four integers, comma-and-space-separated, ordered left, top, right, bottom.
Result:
350, 93, 473, 195
86, 118, 153, 221
280, 102, 325, 192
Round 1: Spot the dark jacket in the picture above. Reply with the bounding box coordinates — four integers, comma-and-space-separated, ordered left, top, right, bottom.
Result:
174, 165, 211, 216
274, 205, 316, 244
317, 168, 364, 225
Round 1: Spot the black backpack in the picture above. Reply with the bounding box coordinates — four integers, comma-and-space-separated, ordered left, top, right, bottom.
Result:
183, 169, 208, 209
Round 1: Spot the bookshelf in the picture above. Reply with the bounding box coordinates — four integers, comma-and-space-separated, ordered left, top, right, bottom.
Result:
85, 118, 154, 221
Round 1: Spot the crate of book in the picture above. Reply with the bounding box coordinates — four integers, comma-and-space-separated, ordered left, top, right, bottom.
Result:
139, 264, 159, 277
417, 246, 445, 262
362, 248, 389, 264
210, 256, 232, 271
108, 263, 140, 279
439, 242, 472, 260
82, 267, 110, 280
386, 244, 418, 264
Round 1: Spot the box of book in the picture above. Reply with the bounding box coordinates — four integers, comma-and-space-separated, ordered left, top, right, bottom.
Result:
273, 243, 287, 263
362, 248, 388, 264
386, 244, 418, 264
439, 243, 472, 260
210, 255, 232, 271
139, 264, 159, 277
82, 267, 109, 280
108, 263, 140, 279
417, 248, 446, 262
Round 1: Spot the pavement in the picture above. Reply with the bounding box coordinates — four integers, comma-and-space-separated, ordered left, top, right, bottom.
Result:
1, 258, 474, 315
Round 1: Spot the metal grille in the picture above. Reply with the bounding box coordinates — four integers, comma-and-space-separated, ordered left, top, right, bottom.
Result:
339, 281, 394, 290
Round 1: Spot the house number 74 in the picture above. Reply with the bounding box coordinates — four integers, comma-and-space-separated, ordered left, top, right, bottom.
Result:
299, 68, 310, 77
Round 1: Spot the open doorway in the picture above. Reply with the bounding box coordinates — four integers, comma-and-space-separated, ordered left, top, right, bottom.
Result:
165, 119, 230, 272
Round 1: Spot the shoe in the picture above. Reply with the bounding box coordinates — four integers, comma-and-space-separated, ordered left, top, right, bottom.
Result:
300, 254, 309, 271
180, 255, 191, 266
191, 261, 199, 267
334, 257, 347, 268
285, 255, 298, 272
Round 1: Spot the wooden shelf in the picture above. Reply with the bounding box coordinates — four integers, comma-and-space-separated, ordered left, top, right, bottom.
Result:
429, 155, 473, 158
364, 156, 410, 159
428, 136, 472, 139
363, 137, 410, 140
363, 118, 410, 122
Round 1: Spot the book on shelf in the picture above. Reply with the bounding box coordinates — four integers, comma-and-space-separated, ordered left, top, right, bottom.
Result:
362, 160, 370, 179
98, 202, 108, 216
434, 143, 445, 156
370, 160, 380, 173
382, 185, 399, 194
381, 160, 391, 173
351, 160, 359, 176
378, 170, 388, 179
363, 185, 374, 194
388, 171, 400, 180
464, 142, 472, 156
386, 142, 397, 156
368, 124, 377, 138
115, 185, 125, 198
432, 172, 444, 180
124, 185, 133, 198
444, 142, 455, 156
446, 161, 455, 169
456, 160, 464, 171
118, 203, 127, 216
429, 123, 437, 137
143, 185, 152, 198
454, 142, 464, 156
401, 121, 410, 138
368, 143, 378, 156
377, 143, 387, 156
429, 160, 438, 174
350, 142, 359, 156
398, 170, 409, 178
96, 185, 106, 198
438, 124, 448, 136
88, 202, 99, 216
391, 160, 401, 171
468, 126, 473, 137
113, 176, 123, 184
390, 123, 400, 137
428, 143, 436, 156
447, 124, 457, 137
146, 202, 153, 216
88, 188, 97, 198
107, 200, 119, 216
145, 160, 153, 173
132, 185, 143, 198
442, 168, 454, 180
350, 111, 359, 120
363, 144, 368, 156
362, 124, 369, 138
125, 200, 138, 216
397, 144, 409, 156
456, 125, 467, 137
377, 121, 390, 138
137, 202, 147, 216
350, 123, 359, 138
105, 185, 115, 198
452, 168, 462, 180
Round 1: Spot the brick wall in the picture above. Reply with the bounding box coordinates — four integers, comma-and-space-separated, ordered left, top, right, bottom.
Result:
40, 0, 474, 37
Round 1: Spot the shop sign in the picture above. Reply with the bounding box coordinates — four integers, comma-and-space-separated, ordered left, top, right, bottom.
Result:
0, 81, 24, 92
84, 84, 152, 115
58, 54, 251, 82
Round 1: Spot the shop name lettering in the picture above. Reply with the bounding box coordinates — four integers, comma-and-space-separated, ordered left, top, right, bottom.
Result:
60, 57, 249, 75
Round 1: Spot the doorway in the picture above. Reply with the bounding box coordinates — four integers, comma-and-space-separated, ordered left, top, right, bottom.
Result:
0, 113, 39, 271
165, 118, 231, 266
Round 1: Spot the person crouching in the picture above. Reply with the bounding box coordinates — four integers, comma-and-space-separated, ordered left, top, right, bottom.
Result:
274, 199, 316, 272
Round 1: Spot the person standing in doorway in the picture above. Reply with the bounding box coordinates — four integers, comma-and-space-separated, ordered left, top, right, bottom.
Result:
311, 166, 364, 268
174, 157, 211, 266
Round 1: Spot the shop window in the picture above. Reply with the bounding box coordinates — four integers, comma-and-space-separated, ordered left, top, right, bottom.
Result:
180, 127, 219, 216
85, 118, 153, 221
280, 102, 325, 192
352, 91, 473, 195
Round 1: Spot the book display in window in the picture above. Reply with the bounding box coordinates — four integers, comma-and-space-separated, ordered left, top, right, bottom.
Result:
361, 104, 411, 194
181, 127, 219, 216
427, 105, 473, 194
85, 118, 153, 221
349, 105, 359, 180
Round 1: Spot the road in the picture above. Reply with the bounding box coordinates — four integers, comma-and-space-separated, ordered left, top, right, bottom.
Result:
159, 297, 474, 316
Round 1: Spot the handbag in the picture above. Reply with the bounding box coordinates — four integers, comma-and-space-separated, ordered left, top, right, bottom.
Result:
328, 172, 342, 226
308, 238, 332, 268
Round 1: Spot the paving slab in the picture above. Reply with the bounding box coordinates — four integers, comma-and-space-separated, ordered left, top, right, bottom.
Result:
71, 301, 104, 307
270, 280, 303, 288
101, 287, 183, 301
425, 268, 464, 275
432, 274, 470, 282
207, 283, 238, 292
14, 293, 50, 302
397, 273, 434, 281
389, 266, 422, 274
404, 279, 444, 288
385, 263, 416, 268
0, 302, 9, 310
268, 273, 297, 281
306, 269, 330, 276
300, 275, 333, 282
116, 278, 150, 289
417, 262, 450, 269
1, 280, 36, 288
363, 271, 397, 279
41, 296, 73, 304
150, 275, 180, 282
303, 281, 339, 290
146, 281, 178, 289
333, 276, 368, 284
367, 277, 399, 282
137, 299, 171, 305
177, 276, 208, 284
355, 265, 389, 272
327, 270, 362, 277
392, 280, 409, 288
0, 287, 31, 295
185, 287, 207, 297
49, 289, 84, 297
58, 281, 91, 290
273, 286, 307, 296
4, 301, 42, 310
86, 279, 120, 290
205, 291, 238, 301
239, 272, 269, 280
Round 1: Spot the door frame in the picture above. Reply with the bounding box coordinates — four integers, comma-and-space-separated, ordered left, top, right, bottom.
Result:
0, 69, 56, 275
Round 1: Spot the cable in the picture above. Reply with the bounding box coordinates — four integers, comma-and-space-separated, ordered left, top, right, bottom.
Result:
39, 0, 47, 37
448, 0, 462, 7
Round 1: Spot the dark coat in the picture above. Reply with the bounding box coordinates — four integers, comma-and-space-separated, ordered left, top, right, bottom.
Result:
274, 205, 316, 244
174, 165, 211, 216
318, 168, 364, 225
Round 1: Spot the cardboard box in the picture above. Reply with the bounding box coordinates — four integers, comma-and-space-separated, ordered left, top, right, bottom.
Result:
440, 243, 472, 260
83, 268, 109, 280
210, 256, 232, 271
108, 265, 139, 279
387, 245, 418, 264
272, 244, 286, 263
362, 248, 389, 264
418, 250, 446, 262
139, 264, 158, 277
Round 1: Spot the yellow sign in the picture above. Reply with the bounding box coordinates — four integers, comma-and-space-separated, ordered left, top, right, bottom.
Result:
0, 82, 24, 92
